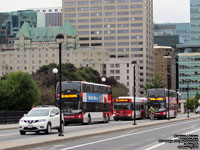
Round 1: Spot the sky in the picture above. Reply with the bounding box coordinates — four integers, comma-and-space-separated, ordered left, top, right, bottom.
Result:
0, 0, 190, 23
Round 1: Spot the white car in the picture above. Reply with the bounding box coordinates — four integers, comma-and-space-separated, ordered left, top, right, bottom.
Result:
19, 105, 64, 135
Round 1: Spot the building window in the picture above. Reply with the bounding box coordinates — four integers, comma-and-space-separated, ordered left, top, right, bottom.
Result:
78, 13, 89, 17
117, 5, 129, 9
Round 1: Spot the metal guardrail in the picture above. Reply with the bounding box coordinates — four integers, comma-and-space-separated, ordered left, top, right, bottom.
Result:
0, 111, 28, 124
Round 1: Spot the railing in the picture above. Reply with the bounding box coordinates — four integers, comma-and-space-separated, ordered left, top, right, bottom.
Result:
0, 111, 28, 124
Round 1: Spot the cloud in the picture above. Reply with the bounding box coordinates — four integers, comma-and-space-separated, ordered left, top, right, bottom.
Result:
153, 0, 190, 23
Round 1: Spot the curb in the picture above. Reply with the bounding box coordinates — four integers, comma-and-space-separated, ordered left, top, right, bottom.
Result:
1, 115, 200, 150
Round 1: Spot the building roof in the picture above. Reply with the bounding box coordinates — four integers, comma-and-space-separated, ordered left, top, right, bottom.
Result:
16, 20, 77, 41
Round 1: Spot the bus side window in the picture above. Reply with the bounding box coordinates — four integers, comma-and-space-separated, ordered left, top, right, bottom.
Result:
90, 85, 94, 93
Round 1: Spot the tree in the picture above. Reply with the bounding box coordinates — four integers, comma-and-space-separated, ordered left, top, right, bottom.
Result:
0, 80, 7, 111
32, 63, 102, 105
144, 74, 166, 94
185, 92, 200, 112
112, 83, 129, 99
2, 71, 40, 111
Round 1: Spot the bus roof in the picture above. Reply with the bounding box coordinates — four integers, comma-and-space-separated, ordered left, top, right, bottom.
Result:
60, 81, 111, 87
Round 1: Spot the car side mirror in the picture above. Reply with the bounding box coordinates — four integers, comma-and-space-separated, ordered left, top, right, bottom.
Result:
50, 113, 56, 117
24, 114, 27, 117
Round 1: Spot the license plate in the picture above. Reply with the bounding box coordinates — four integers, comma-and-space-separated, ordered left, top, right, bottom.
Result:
27, 125, 33, 128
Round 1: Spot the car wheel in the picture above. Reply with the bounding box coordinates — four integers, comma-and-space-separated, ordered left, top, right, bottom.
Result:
20, 130, 26, 135
45, 123, 51, 134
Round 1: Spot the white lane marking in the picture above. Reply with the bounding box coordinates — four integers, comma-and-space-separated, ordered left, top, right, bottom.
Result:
59, 119, 200, 150
144, 127, 200, 150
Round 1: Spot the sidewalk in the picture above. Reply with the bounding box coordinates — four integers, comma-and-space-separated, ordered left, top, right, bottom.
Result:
0, 123, 19, 130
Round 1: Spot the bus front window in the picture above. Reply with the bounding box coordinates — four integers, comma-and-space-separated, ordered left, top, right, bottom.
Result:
57, 82, 81, 93
150, 101, 166, 112
63, 101, 82, 115
113, 103, 131, 110
148, 90, 165, 97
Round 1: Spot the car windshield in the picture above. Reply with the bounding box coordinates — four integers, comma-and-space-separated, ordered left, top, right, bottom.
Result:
196, 106, 200, 111
27, 109, 50, 117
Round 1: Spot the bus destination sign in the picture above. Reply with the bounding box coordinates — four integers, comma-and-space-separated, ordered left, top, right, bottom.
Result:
115, 99, 130, 102
61, 94, 78, 98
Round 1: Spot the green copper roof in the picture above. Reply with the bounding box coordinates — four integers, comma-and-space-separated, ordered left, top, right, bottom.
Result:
16, 22, 31, 38
16, 20, 77, 41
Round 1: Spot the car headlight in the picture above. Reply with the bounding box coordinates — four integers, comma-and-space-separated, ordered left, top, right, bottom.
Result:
19, 120, 24, 123
38, 119, 46, 122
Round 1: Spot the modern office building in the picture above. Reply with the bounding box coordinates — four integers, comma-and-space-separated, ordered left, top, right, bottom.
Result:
0, 10, 45, 44
62, 0, 154, 96
29, 7, 62, 26
178, 50, 200, 100
154, 35, 183, 48
153, 46, 177, 91
190, 0, 200, 44
154, 23, 190, 44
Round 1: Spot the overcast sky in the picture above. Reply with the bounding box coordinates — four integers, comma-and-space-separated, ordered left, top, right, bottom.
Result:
0, 0, 190, 23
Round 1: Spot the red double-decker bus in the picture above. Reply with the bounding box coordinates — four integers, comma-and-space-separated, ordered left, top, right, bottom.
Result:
112, 97, 147, 121
56, 81, 112, 125
147, 88, 178, 119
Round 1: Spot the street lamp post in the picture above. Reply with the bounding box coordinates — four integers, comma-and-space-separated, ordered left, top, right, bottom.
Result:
177, 90, 179, 112
131, 60, 137, 125
101, 77, 106, 84
187, 83, 189, 118
167, 73, 170, 120
56, 34, 64, 136
53, 68, 58, 104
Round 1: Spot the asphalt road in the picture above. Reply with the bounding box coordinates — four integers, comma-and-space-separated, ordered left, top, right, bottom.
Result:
23, 118, 200, 150
0, 113, 199, 150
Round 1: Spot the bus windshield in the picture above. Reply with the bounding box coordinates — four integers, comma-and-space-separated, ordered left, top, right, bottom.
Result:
148, 89, 165, 97
62, 101, 82, 115
57, 82, 81, 93
113, 103, 132, 110
150, 101, 166, 112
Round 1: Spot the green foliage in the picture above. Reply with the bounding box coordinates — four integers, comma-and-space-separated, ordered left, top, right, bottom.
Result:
144, 74, 166, 94
112, 83, 129, 99
33, 63, 102, 105
0, 71, 40, 111
185, 92, 200, 112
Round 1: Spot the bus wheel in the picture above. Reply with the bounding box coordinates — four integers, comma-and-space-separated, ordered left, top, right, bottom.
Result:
65, 121, 68, 126
174, 112, 177, 118
87, 115, 92, 125
107, 114, 110, 123
103, 115, 107, 123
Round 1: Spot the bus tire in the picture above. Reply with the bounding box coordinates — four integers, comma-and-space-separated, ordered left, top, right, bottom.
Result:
65, 121, 69, 126
87, 115, 92, 125
174, 112, 177, 118
103, 114, 107, 123
107, 114, 110, 123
